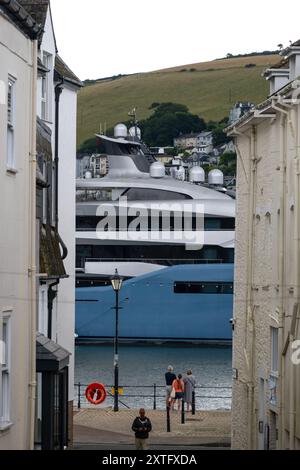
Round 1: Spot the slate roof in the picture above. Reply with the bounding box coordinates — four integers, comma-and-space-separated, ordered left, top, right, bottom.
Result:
0, 0, 41, 38
269, 58, 289, 70
40, 224, 67, 279
291, 39, 300, 47
55, 55, 83, 88
36, 332, 70, 372
17, 0, 48, 29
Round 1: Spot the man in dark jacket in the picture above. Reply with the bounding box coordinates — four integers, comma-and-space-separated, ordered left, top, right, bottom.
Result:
132, 408, 152, 450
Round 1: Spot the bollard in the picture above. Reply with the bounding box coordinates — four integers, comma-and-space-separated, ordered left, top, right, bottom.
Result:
153, 384, 157, 410
77, 382, 81, 409
77, 382, 81, 410
181, 399, 185, 424
192, 391, 196, 415
166, 405, 171, 432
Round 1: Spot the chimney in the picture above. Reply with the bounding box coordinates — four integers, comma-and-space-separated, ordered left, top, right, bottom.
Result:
281, 40, 300, 81
263, 58, 290, 95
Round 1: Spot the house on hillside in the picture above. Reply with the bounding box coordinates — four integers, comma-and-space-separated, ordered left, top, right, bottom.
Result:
228, 102, 255, 125
227, 40, 300, 450
174, 132, 198, 150
196, 131, 213, 153
174, 131, 213, 153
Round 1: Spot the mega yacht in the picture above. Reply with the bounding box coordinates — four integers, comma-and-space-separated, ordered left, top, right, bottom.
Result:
75, 124, 235, 343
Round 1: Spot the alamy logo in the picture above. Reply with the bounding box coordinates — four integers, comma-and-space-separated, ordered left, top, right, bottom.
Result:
96, 197, 204, 251
291, 340, 300, 365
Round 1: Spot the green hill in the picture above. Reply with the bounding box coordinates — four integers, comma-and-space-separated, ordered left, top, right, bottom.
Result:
77, 54, 279, 147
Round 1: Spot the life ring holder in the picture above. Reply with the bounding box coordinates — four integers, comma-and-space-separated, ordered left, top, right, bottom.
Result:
85, 382, 107, 405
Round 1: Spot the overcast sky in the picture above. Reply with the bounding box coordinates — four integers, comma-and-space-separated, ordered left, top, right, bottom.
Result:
50, 0, 300, 80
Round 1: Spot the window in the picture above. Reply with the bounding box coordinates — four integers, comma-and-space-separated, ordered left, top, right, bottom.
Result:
0, 315, 11, 428
41, 52, 52, 121
174, 282, 234, 294
7, 76, 16, 169
205, 218, 235, 231
124, 188, 192, 201
271, 327, 279, 373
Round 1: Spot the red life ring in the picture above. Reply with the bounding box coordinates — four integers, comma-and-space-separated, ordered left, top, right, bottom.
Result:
85, 382, 107, 405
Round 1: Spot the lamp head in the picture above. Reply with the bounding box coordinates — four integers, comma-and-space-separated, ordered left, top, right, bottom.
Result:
111, 269, 123, 292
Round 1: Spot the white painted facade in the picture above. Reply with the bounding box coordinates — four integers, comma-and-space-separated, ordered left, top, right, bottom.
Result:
35, 5, 80, 408
0, 10, 35, 449
56, 84, 78, 404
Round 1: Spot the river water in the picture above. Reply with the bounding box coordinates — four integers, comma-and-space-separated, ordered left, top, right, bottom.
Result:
75, 345, 232, 410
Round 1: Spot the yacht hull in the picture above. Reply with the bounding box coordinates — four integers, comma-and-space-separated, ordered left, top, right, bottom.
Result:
75, 264, 234, 343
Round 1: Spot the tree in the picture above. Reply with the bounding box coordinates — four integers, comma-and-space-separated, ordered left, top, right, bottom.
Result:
219, 152, 237, 176
212, 126, 230, 147
140, 103, 206, 147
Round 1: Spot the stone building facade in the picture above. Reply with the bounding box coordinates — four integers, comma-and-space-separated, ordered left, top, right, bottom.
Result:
227, 42, 300, 450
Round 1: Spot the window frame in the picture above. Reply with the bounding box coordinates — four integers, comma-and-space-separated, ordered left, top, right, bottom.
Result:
270, 326, 279, 375
7, 75, 16, 170
0, 312, 12, 429
41, 52, 53, 122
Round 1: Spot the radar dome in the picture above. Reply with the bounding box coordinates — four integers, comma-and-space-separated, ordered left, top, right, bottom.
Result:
114, 123, 128, 139
129, 126, 141, 139
208, 169, 224, 186
150, 161, 165, 179
189, 166, 205, 183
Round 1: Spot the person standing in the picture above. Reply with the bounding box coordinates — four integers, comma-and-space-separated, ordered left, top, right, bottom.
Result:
184, 370, 196, 412
165, 365, 176, 409
172, 374, 185, 412
132, 408, 152, 450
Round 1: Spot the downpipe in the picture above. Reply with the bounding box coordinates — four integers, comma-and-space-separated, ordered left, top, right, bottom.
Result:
28, 38, 38, 450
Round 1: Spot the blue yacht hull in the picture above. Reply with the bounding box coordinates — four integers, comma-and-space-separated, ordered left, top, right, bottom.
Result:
75, 264, 234, 343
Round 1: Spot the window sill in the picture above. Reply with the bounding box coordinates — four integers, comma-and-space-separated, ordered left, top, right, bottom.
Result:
6, 167, 18, 175
41, 118, 53, 125
0, 421, 13, 432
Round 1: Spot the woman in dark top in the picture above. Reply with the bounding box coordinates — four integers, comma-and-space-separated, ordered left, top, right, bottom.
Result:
165, 365, 176, 408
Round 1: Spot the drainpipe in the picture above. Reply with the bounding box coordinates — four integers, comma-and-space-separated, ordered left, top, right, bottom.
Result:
28, 38, 38, 451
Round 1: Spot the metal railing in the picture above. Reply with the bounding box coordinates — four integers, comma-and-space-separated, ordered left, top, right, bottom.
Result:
74, 383, 232, 411
84, 258, 225, 266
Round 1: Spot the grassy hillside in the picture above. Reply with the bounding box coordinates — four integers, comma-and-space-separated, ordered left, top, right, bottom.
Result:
77, 54, 279, 146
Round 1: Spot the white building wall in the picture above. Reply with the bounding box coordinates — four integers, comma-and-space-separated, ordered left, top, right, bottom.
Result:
0, 14, 34, 450
56, 85, 77, 402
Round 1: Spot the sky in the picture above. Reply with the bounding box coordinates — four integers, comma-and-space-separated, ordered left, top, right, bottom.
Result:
50, 0, 300, 80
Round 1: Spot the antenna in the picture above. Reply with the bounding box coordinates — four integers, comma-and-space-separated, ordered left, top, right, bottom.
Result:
128, 107, 138, 137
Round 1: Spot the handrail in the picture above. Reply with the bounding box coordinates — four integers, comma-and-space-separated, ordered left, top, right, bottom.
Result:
84, 258, 224, 265
74, 383, 232, 410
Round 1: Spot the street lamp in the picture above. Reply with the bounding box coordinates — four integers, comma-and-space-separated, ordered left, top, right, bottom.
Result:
110, 269, 123, 412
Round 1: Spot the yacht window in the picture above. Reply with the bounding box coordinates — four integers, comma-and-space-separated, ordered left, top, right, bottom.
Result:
76, 188, 125, 202
124, 188, 192, 201
174, 282, 234, 294
204, 218, 235, 230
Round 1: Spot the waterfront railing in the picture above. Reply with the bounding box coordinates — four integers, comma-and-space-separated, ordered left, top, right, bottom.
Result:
74, 383, 232, 411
